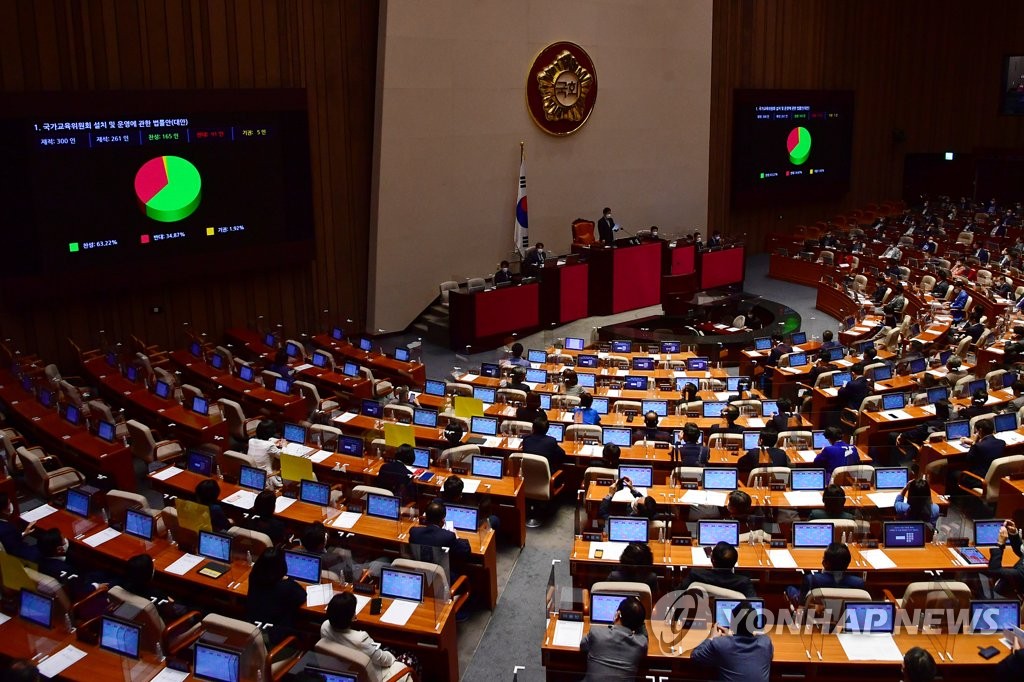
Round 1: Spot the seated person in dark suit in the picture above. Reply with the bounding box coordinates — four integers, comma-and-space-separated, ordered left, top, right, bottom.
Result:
987, 520, 1024, 597
678, 542, 757, 598
508, 368, 531, 394
376, 443, 416, 500
434, 475, 499, 531
521, 417, 565, 471
955, 389, 990, 421
785, 542, 866, 604
850, 347, 879, 376
409, 501, 471, 557
767, 335, 792, 368
896, 399, 949, 460
119, 554, 189, 621
634, 411, 672, 444
606, 542, 658, 592
600, 443, 621, 469
736, 429, 788, 481
493, 260, 512, 285
522, 242, 547, 275
0, 492, 35, 560
819, 330, 840, 350
245, 548, 306, 644
726, 490, 767, 541
947, 418, 1005, 496
579, 595, 647, 681
838, 365, 870, 411
597, 478, 657, 520
768, 397, 798, 432
672, 422, 709, 466
246, 490, 288, 546
515, 390, 542, 422
808, 484, 855, 521
709, 404, 744, 436
196, 479, 233, 531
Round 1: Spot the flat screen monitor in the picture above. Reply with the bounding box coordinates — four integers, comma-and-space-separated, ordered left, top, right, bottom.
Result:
577, 354, 599, 368
526, 368, 548, 384
742, 431, 760, 450
190, 395, 210, 416
19, 589, 53, 628
65, 488, 91, 518
540, 394, 552, 410
239, 465, 267, 491
124, 508, 155, 541
945, 420, 970, 440
632, 357, 655, 371
154, 379, 171, 399
565, 337, 585, 351
927, 386, 949, 403
611, 340, 632, 353
394, 347, 410, 362
411, 447, 430, 469
642, 400, 668, 417
547, 422, 564, 442
883, 521, 926, 548
342, 362, 360, 378
698, 520, 739, 546
311, 351, 330, 369
790, 469, 826, 491
577, 373, 595, 389
793, 522, 834, 548
446, 504, 479, 532
832, 372, 851, 388
480, 363, 500, 379
974, 519, 1006, 547
761, 400, 779, 417
380, 567, 424, 602
470, 416, 498, 436
661, 341, 681, 353
602, 428, 632, 447
473, 387, 496, 404
272, 377, 291, 394
300, 479, 330, 506
791, 331, 807, 345
366, 492, 400, 520
618, 465, 653, 489
338, 435, 364, 457
1004, 372, 1018, 388
753, 338, 772, 351
527, 349, 547, 364
590, 593, 633, 624
424, 379, 445, 396
471, 455, 503, 479
687, 357, 709, 371
331, 327, 344, 341
994, 412, 1018, 433
703, 401, 727, 418
284, 341, 301, 358
607, 517, 650, 543
908, 357, 927, 374
283, 423, 306, 444
358, 338, 372, 352
703, 468, 738, 490
186, 450, 215, 477
197, 530, 232, 562
969, 600, 1021, 633
210, 353, 226, 370
238, 364, 255, 382
968, 379, 987, 396
788, 352, 807, 368
624, 376, 648, 391
189, 341, 203, 358
194, 642, 242, 682
714, 598, 766, 632
100, 616, 141, 659
361, 400, 383, 419
413, 408, 438, 428
675, 378, 699, 393
812, 430, 829, 449
283, 550, 322, 583
726, 376, 749, 392
63, 404, 81, 426
874, 467, 909, 490
264, 333, 276, 348
872, 365, 893, 382
843, 602, 895, 634
125, 364, 140, 383
827, 346, 845, 361
881, 393, 906, 410
38, 389, 54, 408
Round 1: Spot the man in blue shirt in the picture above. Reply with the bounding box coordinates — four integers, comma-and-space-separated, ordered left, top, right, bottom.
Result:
819, 330, 840, 350
785, 542, 866, 604
814, 426, 858, 479
574, 392, 601, 425
503, 342, 531, 369
691, 600, 773, 682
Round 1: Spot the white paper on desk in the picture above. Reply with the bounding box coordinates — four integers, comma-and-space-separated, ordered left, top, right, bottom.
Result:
589, 542, 628, 562
851, 326, 871, 333
483, 436, 504, 448
727, 327, 740, 332
579, 444, 601, 457
552, 619, 585, 647
783, 491, 823, 506
305, 583, 334, 608
947, 441, 970, 453
310, 449, 334, 463
332, 412, 358, 424
768, 549, 798, 568
745, 417, 766, 428
461, 479, 482, 494
20, 504, 58, 523
867, 492, 899, 508
294, 363, 314, 371
461, 374, 480, 382
559, 411, 574, 422
37, 644, 88, 678
0, 612, 11, 626
331, 511, 361, 529
822, 387, 839, 397
690, 547, 713, 567
919, 404, 936, 415
149, 464, 184, 481
505, 437, 523, 449
283, 442, 314, 458
682, 490, 728, 507
837, 633, 904, 661
781, 367, 801, 374
986, 395, 1000, 405
794, 450, 818, 463
605, 389, 620, 398
834, 359, 854, 367
151, 669, 190, 682
615, 369, 628, 377
860, 548, 897, 569
713, 391, 732, 401
612, 488, 646, 502
222, 490, 259, 510
83, 527, 121, 547
380, 599, 418, 626
165, 553, 204, 575
523, 382, 538, 390
274, 497, 296, 513
996, 431, 1024, 445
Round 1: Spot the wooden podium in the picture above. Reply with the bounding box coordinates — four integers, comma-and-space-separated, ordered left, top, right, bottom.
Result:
584, 240, 662, 316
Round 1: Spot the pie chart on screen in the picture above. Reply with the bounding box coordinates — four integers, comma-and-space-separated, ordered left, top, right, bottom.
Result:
134, 156, 202, 222
787, 126, 812, 165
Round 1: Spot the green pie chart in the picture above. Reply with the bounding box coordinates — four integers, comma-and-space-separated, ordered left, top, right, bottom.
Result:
787, 126, 812, 165
134, 155, 202, 222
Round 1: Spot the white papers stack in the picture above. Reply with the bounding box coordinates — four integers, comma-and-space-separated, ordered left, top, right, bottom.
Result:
83, 528, 121, 547
380, 599, 418, 626
332, 412, 358, 424
996, 431, 1024, 445
822, 387, 839, 397
151, 466, 184, 481
330, 511, 361, 529
745, 418, 766, 428
505, 437, 523, 449
834, 359, 854, 367
866, 492, 899, 508
305, 583, 334, 608
588, 542, 628, 561
283, 442, 314, 458
165, 553, 204, 575
20, 504, 59, 523
222, 490, 259, 510
559, 411, 574, 422
605, 390, 621, 398
294, 363, 314, 371
461, 479, 482, 494
612, 488, 646, 502
837, 633, 904, 661
690, 547, 713, 567
947, 441, 970, 453
461, 374, 479, 382
0, 613, 10, 626
274, 497, 297, 513
310, 449, 334, 463
882, 410, 912, 420
615, 369, 628, 377
714, 391, 732, 401
680, 490, 728, 507
860, 549, 897, 569
150, 669, 191, 682
37, 645, 88, 678
767, 549, 798, 568
795, 450, 818, 462
784, 491, 824, 506
578, 444, 601, 457
482, 436, 503, 449
919, 404, 936, 415
552, 620, 585, 647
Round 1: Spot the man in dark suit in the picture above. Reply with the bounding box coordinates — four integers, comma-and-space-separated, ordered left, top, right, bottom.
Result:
766, 335, 792, 368
708, 404, 745, 436
785, 542, 866, 604
493, 260, 512, 285
975, 246, 991, 264
949, 418, 1005, 496
634, 411, 672, 444
678, 542, 757, 598
521, 417, 565, 471
672, 422, 709, 466
580, 596, 648, 680
838, 365, 869, 410
522, 242, 546, 276
597, 207, 615, 244
409, 501, 470, 557
987, 520, 1024, 597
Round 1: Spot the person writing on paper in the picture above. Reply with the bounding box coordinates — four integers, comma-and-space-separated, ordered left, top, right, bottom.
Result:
247, 419, 283, 490
690, 600, 773, 682
574, 391, 602, 425
894, 478, 940, 526
321, 593, 416, 682
678, 542, 758, 598
410, 501, 471, 557
813, 426, 859, 479
987, 520, 1024, 596
785, 542, 865, 604
580, 595, 648, 681
597, 207, 616, 244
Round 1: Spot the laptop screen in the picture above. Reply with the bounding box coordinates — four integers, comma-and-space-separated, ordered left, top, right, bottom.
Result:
527, 349, 547, 364
238, 365, 255, 382
607, 517, 649, 543
526, 369, 548, 384
342, 362, 360, 378
624, 376, 648, 390
424, 379, 446, 396
300, 480, 331, 506
96, 420, 117, 443
187, 450, 214, 477
843, 602, 895, 634
577, 354, 599, 368
994, 412, 1017, 433
470, 416, 498, 436
125, 365, 140, 382
264, 332, 276, 348
446, 504, 479, 532
812, 430, 829, 449
832, 372, 852, 388
591, 593, 632, 624
602, 428, 632, 447
539, 394, 552, 410
970, 600, 1021, 633
480, 363, 500, 379
285, 342, 301, 358
726, 376, 749, 392
715, 598, 765, 631
547, 422, 564, 442
687, 358, 709, 371
154, 379, 171, 399
413, 408, 438, 428
791, 469, 826, 491
191, 396, 210, 416
366, 493, 400, 520
381, 567, 424, 602
793, 522, 834, 548
124, 509, 155, 541
698, 520, 739, 546
633, 357, 655, 371
975, 519, 1006, 547
788, 353, 808, 367
927, 386, 949, 403
753, 337, 772, 351
361, 400, 383, 418
577, 373, 595, 389
873, 365, 893, 381
611, 340, 632, 353
618, 465, 653, 488
273, 377, 291, 394
100, 617, 141, 659
339, 436, 364, 457
358, 338, 372, 352
189, 341, 202, 358
742, 431, 760, 450
239, 466, 267, 491
676, 378, 699, 393
471, 455, 503, 479
394, 347, 410, 362
38, 389, 54, 408
703, 468, 738, 490
882, 393, 906, 410
331, 327, 344, 340
884, 521, 926, 548
945, 420, 970, 440
791, 331, 807, 345
968, 379, 987, 396
194, 643, 242, 682
283, 550, 322, 583
198, 531, 232, 562
703, 401, 727, 418
642, 400, 668, 417
65, 488, 90, 517
592, 397, 609, 415
874, 467, 909, 490
473, 387, 496, 404
908, 357, 927, 374
412, 447, 431, 469
19, 590, 53, 629
565, 337, 585, 351
827, 347, 846, 361
761, 400, 779, 417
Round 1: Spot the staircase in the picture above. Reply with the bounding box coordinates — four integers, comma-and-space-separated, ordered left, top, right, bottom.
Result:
410, 297, 451, 346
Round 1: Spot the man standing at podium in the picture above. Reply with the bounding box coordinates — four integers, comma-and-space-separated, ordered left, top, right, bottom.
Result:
598, 207, 615, 244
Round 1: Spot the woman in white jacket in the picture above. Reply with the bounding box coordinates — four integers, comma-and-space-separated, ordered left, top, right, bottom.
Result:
319, 593, 415, 682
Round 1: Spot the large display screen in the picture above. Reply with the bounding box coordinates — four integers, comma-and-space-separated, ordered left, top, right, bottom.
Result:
0, 89, 313, 287
700, 246, 745, 289
732, 89, 853, 204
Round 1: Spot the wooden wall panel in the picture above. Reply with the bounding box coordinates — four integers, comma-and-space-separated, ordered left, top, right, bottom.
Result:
0, 0, 378, 368
710, 0, 1024, 251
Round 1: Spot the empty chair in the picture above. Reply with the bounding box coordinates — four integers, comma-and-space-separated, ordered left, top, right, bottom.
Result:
17, 446, 86, 499
817, 250, 834, 265
0, 427, 26, 473
393, 557, 469, 608
440, 444, 479, 464
439, 280, 459, 305
547, 353, 574, 366
86, 399, 129, 441
445, 382, 473, 397
670, 467, 703, 487
226, 526, 274, 559
383, 404, 414, 423
612, 400, 643, 415
919, 275, 935, 293
958, 455, 1024, 506
220, 450, 257, 483
105, 489, 151, 525
550, 395, 580, 409
683, 581, 747, 602
106, 585, 202, 657
218, 399, 261, 443
293, 380, 341, 419
830, 464, 874, 486
199, 613, 301, 681
358, 367, 394, 399
976, 269, 993, 287
956, 231, 974, 245
496, 388, 527, 405
499, 420, 534, 437
776, 431, 812, 449
310, 424, 343, 450
732, 315, 747, 328
351, 485, 393, 500
509, 453, 565, 527
747, 466, 790, 487
466, 277, 487, 293
604, 355, 630, 369
707, 433, 742, 450
803, 587, 872, 625
566, 425, 602, 442
126, 419, 183, 466
882, 581, 971, 629
853, 274, 868, 292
